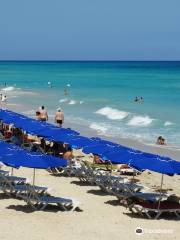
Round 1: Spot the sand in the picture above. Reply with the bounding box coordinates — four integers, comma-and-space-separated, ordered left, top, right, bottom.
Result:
0, 106, 180, 239
0, 164, 180, 240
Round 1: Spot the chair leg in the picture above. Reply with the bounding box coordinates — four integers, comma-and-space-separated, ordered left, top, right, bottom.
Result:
144, 209, 152, 219
155, 211, 162, 220
175, 211, 180, 218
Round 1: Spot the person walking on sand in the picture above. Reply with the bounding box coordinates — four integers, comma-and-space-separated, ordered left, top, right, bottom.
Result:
55, 108, 64, 127
39, 106, 48, 122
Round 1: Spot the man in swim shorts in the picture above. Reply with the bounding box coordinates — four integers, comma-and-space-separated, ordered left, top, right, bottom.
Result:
55, 108, 64, 127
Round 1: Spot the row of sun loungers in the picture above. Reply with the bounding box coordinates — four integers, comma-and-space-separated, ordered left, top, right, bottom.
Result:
0, 169, 81, 211
56, 160, 180, 219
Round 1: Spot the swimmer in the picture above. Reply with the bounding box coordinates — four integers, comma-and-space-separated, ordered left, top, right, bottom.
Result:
47, 81, 52, 88
64, 89, 68, 96
134, 96, 139, 102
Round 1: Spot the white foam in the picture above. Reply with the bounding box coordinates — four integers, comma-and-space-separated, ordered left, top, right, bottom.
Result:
1, 86, 16, 91
89, 123, 108, 134
59, 98, 68, 103
164, 121, 173, 126
127, 115, 153, 127
68, 100, 76, 105
66, 83, 71, 87
95, 107, 129, 120
79, 101, 84, 104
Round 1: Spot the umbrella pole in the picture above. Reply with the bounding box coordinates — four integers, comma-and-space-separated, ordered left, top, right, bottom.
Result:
132, 169, 135, 182
22, 131, 24, 147
33, 168, 36, 186
158, 174, 164, 210
11, 167, 14, 176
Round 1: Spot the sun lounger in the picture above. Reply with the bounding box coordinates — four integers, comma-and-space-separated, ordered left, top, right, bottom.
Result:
110, 181, 146, 199
12, 184, 48, 201
75, 162, 97, 184
0, 175, 27, 194
95, 173, 128, 193
23, 186, 81, 211
0, 169, 10, 176
129, 201, 180, 219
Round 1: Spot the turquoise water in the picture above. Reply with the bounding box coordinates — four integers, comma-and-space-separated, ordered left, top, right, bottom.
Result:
0, 61, 180, 147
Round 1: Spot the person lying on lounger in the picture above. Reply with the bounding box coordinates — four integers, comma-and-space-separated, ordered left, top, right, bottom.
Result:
93, 154, 110, 164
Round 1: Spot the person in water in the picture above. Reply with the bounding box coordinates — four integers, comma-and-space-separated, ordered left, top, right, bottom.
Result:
134, 96, 139, 102
35, 111, 41, 120
1, 95, 7, 103
134, 96, 144, 103
156, 136, 166, 145
55, 108, 64, 127
140, 97, 144, 103
64, 89, 68, 96
39, 106, 48, 121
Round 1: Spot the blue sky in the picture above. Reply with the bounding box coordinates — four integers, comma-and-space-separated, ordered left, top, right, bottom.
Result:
0, 0, 180, 60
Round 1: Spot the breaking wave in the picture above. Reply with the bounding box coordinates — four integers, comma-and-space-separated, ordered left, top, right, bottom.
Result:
164, 121, 174, 127
89, 123, 108, 134
59, 98, 68, 103
95, 106, 129, 120
127, 115, 153, 127
1, 86, 16, 91
68, 100, 77, 105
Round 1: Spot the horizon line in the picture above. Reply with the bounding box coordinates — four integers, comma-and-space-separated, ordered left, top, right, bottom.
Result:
0, 60, 180, 62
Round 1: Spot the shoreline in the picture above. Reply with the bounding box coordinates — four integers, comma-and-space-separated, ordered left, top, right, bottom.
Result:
63, 119, 180, 161
2, 102, 180, 161
1, 104, 180, 240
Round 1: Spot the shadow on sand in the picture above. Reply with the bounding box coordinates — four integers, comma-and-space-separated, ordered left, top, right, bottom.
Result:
70, 180, 94, 186
6, 204, 83, 213
87, 189, 108, 196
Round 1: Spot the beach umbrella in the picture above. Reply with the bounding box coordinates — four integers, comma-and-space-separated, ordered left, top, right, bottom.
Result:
0, 141, 67, 185
90, 137, 120, 147
128, 155, 180, 209
102, 148, 142, 164
0, 109, 79, 141
83, 144, 118, 156
65, 136, 96, 149
128, 156, 180, 175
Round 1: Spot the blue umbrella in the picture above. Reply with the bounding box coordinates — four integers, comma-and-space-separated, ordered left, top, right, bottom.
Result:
0, 141, 67, 184
83, 144, 118, 155
0, 109, 79, 145
129, 156, 180, 175
102, 148, 142, 164
128, 155, 180, 209
0, 141, 67, 169
66, 136, 96, 149
90, 137, 120, 147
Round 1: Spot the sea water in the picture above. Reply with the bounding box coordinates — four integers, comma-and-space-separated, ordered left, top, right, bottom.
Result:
0, 61, 180, 147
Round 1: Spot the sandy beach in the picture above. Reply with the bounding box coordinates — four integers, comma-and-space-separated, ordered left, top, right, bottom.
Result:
0, 164, 180, 240
1, 0, 180, 238
0, 104, 180, 240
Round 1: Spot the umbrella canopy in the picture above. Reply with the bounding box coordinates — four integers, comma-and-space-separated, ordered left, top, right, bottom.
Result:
128, 156, 180, 175
83, 144, 118, 155
0, 109, 79, 141
0, 141, 67, 169
66, 136, 96, 149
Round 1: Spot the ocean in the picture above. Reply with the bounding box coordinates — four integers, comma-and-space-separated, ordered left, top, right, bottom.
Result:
0, 61, 180, 148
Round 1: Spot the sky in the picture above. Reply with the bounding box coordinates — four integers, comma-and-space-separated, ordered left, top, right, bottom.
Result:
0, 0, 180, 60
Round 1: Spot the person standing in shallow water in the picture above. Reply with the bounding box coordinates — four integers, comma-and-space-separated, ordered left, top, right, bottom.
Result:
55, 108, 64, 127
39, 106, 48, 121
